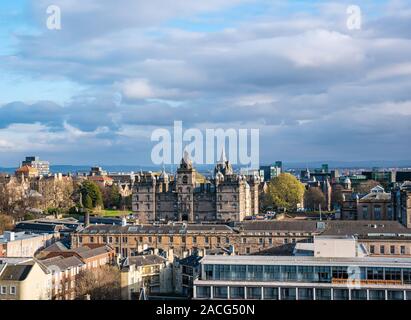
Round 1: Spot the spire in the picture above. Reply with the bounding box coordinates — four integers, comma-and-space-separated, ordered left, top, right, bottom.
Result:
219, 147, 227, 163
180, 150, 193, 169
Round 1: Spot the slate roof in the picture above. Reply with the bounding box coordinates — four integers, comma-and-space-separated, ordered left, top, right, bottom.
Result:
321, 220, 411, 238
79, 223, 234, 235
0, 264, 33, 281
240, 220, 319, 233
41, 256, 84, 271
73, 245, 112, 259
124, 255, 166, 268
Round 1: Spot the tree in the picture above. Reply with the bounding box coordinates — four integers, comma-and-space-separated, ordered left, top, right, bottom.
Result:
101, 185, 121, 209
355, 180, 380, 194
331, 184, 344, 209
83, 194, 93, 210
264, 173, 305, 212
79, 181, 103, 210
304, 187, 326, 211
0, 214, 14, 233
75, 265, 121, 300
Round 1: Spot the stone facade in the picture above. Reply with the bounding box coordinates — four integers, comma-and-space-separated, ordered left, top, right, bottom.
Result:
72, 220, 411, 260
132, 152, 261, 223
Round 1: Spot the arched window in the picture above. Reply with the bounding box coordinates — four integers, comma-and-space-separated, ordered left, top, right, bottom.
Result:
183, 175, 188, 184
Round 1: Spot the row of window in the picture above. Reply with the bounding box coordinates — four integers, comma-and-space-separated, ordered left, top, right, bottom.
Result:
84, 235, 231, 245
0, 285, 16, 295
196, 286, 409, 300
369, 244, 407, 255
242, 237, 304, 245
361, 205, 393, 220
202, 264, 411, 284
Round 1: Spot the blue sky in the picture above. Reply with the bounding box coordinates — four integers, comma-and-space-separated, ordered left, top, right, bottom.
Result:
0, 0, 410, 166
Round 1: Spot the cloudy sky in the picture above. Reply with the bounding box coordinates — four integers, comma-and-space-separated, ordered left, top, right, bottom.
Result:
0, 0, 410, 167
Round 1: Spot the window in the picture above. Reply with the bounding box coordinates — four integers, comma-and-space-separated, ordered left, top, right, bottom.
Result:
192, 236, 197, 244
390, 245, 395, 254
374, 206, 382, 220
370, 245, 375, 254
1, 286, 6, 295
367, 267, 384, 280
401, 246, 406, 255
380, 246, 385, 254
387, 206, 393, 220
385, 268, 401, 281
362, 206, 369, 219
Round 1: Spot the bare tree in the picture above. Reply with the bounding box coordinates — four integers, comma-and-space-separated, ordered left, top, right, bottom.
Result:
75, 265, 121, 300
304, 187, 326, 211
355, 180, 381, 194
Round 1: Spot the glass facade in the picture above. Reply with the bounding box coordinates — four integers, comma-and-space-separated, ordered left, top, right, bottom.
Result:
369, 290, 385, 300
316, 288, 331, 300
263, 287, 278, 300
203, 264, 411, 285
298, 288, 314, 300
230, 286, 245, 299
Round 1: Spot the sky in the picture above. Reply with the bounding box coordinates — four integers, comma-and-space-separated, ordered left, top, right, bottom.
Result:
0, 0, 410, 167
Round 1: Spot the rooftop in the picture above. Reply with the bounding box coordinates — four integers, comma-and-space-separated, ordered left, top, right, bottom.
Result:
79, 223, 234, 235
200, 254, 411, 268
0, 263, 33, 281
41, 255, 84, 271
0, 231, 45, 244
322, 220, 411, 238
123, 254, 166, 268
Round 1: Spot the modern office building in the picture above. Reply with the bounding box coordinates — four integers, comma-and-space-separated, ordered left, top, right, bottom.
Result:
194, 236, 411, 300
260, 163, 282, 182
21, 156, 50, 176
194, 254, 411, 300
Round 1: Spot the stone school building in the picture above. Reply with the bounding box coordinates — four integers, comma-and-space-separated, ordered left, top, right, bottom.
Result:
132, 153, 261, 223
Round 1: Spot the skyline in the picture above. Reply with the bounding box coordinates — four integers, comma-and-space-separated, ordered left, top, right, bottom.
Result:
1, 0, 411, 166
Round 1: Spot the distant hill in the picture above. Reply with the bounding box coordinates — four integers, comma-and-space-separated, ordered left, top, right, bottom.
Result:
1, 160, 411, 175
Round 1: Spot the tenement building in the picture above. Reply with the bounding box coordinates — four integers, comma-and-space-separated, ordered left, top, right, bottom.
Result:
132, 152, 260, 223
72, 220, 411, 259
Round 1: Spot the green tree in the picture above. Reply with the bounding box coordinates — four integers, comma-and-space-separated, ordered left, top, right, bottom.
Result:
79, 181, 103, 209
83, 194, 93, 209
264, 173, 305, 212
101, 185, 122, 209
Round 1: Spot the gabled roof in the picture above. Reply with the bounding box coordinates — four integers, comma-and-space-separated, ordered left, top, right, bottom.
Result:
0, 264, 33, 281
41, 256, 84, 271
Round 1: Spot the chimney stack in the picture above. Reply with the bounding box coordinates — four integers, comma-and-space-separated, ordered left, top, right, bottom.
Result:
84, 211, 90, 227
4, 231, 15, 242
